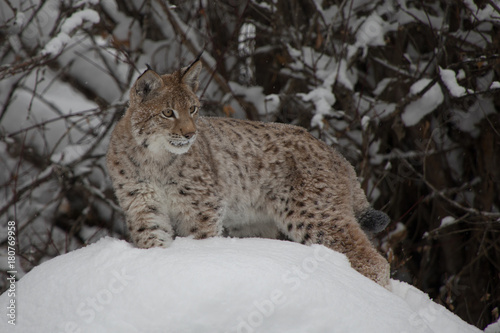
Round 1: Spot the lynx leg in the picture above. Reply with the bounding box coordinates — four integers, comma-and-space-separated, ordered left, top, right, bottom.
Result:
118, 187, 175, 249
274, 193, 390, 286
127, 214, 174, 249
180, 201, 224, 240
125, 202, 174, 249
318, 215, 390, 286
290, 214, 389, 286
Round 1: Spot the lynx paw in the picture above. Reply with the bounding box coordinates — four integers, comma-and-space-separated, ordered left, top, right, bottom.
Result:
134, 230, 173, 249
374, 259, 391, 288
365, 253, 390, 288
350, 249, 390, 287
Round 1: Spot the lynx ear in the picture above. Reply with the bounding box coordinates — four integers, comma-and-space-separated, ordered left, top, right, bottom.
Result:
181, 60, 202, 92
132, 69, 164, 102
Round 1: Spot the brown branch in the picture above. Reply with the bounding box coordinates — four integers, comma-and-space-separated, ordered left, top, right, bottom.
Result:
0, 166, 55, 218
402, 159, 500, 218
0, 55, 52, 80
153, 0, 259, 120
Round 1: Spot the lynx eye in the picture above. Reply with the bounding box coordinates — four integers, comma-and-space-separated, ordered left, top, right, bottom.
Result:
190, 106, 199, 114
161, 109, 175, 119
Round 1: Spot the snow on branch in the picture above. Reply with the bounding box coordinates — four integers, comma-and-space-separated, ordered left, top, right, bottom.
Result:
42, 9, 100, 56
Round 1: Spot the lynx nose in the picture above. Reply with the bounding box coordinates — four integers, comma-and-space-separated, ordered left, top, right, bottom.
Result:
183, 132, 196, 139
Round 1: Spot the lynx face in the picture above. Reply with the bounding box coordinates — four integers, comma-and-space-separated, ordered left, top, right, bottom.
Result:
128, 64, 202, 155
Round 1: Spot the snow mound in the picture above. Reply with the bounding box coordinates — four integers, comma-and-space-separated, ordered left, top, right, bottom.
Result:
0, 237, 481, 333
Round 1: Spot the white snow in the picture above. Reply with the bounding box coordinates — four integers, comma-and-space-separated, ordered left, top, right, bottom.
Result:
314, 1, 339, 23
361, 115, 370, 131
396, 0, 444, 27
373, 77, 395, 96
228, 82, 280, 121
74, 0, 100, 7
51, 143, 93, 165
440, 216, 457, 228
401, 79, 444, 127
0, 69, 99, 153
381, 222, 406, 252
356, 13, 386, 47
463, 0, 498, 22
485, 320, 500, 333
354, 93, 397, 120
490, 81, 500, 89
369, 139, 383, 165
439, 67, 473, 97
60, 10, 100, 35
42, 9, 100, 55
457, 69, 466, 80
351, 13, 388, 58
0, 237, 482, 333
264, 94, 280, 115
330, 60, 356, 91
238, 23, 256, 55
294, 56, 355, 129
450, 96, 496, 137
299, 87, 337, 129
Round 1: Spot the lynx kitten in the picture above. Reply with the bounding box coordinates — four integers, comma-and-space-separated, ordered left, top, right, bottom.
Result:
107, 59, 391, 286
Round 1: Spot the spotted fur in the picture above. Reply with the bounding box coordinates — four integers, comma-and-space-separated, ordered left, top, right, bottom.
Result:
106, 61, 390, 286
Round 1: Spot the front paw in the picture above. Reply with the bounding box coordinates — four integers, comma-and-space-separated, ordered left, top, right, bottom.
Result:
375, 259, 391, 288
133, 230, 173, 249
365, 253, 390, 288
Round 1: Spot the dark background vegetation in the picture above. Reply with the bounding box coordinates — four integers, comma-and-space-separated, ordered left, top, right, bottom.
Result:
0, 0, 499, 329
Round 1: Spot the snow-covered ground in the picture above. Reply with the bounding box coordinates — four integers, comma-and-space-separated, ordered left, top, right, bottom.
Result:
1, 2, 499, 332
0, 237, 488, 333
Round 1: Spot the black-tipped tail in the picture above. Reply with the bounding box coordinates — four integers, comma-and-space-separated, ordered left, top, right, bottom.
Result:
357, 209, 391, 234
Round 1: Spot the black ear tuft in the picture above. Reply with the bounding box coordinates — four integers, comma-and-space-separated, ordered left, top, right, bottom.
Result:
180, 55, 203, 92
134, 69, 163, 101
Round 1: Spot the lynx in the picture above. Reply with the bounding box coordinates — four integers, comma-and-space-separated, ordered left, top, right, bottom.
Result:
106, 59, 391, 286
